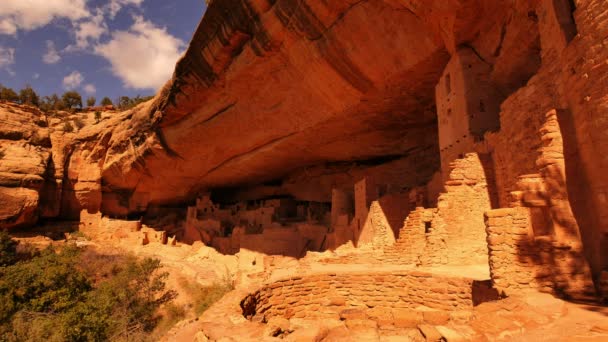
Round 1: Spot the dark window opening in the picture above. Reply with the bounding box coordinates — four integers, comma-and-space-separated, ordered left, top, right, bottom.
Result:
424, 221, 431, 234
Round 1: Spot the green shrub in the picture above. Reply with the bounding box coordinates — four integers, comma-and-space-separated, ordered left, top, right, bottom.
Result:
94, 111, 102, 123
0, 230, 17, 266
0, 246, 173, 341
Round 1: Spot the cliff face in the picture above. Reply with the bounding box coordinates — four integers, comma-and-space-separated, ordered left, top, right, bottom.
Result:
2, 0, 608, 290
0, 103, 51, 229
99, 0, 543, 211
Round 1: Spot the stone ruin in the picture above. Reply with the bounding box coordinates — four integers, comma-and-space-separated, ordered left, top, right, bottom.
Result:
182, 194, 330, 257
2, 0, 608, 339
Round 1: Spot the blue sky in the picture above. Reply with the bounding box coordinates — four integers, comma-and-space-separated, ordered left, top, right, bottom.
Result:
0, 0, 206, 103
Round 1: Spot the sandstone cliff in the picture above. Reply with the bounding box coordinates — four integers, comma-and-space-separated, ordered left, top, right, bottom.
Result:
1, 0, 607, 293
98, 0, 546, 212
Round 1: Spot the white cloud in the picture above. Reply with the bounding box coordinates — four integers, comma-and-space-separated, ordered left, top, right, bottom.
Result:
0, 47, 15, 68
43, 40, 61, 64
84, 84, 96, 95
33, 73, 40, 79
63, 71, 84, 89
70, 9, 108, 50
94, 16, 184, 90
0, 19, 16, 35
106, 0, 144, 19
0, 0, 90, 35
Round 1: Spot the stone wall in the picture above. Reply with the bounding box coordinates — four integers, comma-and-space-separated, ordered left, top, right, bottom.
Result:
560, 0, 608, 285
358, 200, 398, 248
210, 224, 329, 257
382, 153, 492, 266
433, 154, 494, 265
436, 48, 502, 177
485, 207, 593, 297
382, 208, 430, 265
242, 271, 477, 323
483, 108, 595, 297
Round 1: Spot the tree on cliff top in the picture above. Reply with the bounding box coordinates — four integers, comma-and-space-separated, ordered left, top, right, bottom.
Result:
100, 97, 113, 107
86, 96, 96, 107
18, 85, 39, 107
39, 94, 65, 112
62, 91, 82, 109
0, 87, 18, 102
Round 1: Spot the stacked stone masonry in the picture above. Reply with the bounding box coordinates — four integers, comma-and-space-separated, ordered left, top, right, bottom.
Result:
242, 271, 477, 325
485, 207, 594, 297
322, 153, 493, 267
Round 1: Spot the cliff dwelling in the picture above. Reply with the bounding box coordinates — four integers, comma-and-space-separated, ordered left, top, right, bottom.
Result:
1, 0, 608, 340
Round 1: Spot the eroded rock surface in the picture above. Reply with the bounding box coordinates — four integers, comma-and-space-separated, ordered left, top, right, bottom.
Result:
0, 103, 51, 229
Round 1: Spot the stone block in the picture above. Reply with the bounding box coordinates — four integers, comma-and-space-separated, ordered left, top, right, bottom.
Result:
393, 309, 422, 328
485, 208, 515, 218
435, 326, 466, 342
345, 319, 378, 329
264, 317, 292, 337
418, 324, 443, 341
423, 310, 450, 325
339, 308, 367, 321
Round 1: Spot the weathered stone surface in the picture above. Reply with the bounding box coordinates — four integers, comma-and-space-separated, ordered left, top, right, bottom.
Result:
0, 103, 51, 229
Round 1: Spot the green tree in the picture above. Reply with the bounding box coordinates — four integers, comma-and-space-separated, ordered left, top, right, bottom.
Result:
62, 91, 82, 110
18, 85, 39, 106
0, 247, 91, 321
86, 96, 96, 107
39, 94, 66, 113
117, 96, 131, 110
100, 97, 113, 107
0, 87, 18, 102
0, 230, 17, 267
0, 246, 175, 341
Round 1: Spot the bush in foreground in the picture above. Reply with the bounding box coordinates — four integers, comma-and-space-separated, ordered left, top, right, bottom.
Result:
0, 245, 171, 341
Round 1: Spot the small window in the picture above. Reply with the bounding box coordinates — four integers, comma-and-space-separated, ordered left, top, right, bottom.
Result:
424, 221, 431, 234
